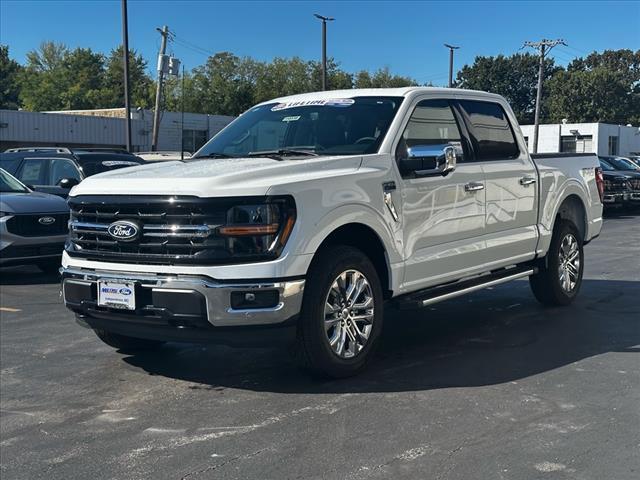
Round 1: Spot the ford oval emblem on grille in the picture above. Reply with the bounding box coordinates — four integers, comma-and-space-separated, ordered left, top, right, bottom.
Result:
38, 216, 56, 225
107, 220, 140, 241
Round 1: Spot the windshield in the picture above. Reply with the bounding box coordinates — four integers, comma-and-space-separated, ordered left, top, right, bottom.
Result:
194, 96, 403, 158
0, 168, 29, 193
599, 159, 615, 171
607, 157, 640, 171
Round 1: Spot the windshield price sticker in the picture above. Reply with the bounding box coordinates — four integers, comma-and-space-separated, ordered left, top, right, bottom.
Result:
271, 98, 355, 111
282, 116, 301, 122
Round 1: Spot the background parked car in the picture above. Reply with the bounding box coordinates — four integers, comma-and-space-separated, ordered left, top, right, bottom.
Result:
135, 151, 192, 162
0, 168, 69, 273
599, 157, 640, 208
0, 150, 145, 198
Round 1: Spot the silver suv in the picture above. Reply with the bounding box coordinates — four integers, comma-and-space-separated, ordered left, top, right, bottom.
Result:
0, 169, 69, 273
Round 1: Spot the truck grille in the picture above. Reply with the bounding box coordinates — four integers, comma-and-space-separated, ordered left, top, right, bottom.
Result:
603, 179, 631, 193
628, 178, 640, 191
6, 213, 69, 237
66, 195, 261, 265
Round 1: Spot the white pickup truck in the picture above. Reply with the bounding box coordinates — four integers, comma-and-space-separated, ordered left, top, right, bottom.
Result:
61, 88, 604, 377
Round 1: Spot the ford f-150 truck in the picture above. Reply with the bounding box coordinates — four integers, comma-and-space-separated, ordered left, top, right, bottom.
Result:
61, 88, 604, 378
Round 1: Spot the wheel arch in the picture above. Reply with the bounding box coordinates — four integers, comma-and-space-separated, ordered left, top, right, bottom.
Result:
312, 222, 393, 299
554, 194, 587, 242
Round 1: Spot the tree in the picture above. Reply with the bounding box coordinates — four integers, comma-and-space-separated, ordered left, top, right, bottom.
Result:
456, 53, 558, 124
25, 41, 68, 72
353, 67, 417, 88
546, 49, 640, 124
0, 44, 22, 109
101, 46, 154, 109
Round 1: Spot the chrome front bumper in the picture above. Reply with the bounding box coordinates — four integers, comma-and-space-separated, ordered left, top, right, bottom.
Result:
61, 266, 305, 327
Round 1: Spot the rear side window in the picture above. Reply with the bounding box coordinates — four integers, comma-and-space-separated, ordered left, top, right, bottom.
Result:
49, 158, 81, 184
0, 158, 21, 175
459, 100, 520, 160
18, 158, 47, 185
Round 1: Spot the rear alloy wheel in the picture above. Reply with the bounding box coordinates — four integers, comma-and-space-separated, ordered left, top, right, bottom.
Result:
294, 246, 383, 378
530, 220, 584, 306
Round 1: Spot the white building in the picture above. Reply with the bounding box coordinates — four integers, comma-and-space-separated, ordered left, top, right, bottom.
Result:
0, 108, 234, 153
519, 122, 640, 157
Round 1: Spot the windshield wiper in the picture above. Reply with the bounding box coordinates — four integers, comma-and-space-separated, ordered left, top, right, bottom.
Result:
190, 152, 237, 160
246, 148, 319, 159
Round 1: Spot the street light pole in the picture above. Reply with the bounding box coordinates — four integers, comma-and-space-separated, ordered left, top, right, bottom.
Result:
444, 44, 460, 88
121, 0, 132, 152
314, 13, 335, 91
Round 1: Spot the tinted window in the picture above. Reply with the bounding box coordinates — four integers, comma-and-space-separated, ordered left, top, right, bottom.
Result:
49, 158, 81, 184
18, 158, 47, 185
398, 99, 465, 162
459, 100, 520, 160
0, 157, 21, 175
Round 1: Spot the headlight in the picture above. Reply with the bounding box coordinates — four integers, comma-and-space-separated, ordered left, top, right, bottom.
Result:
214, 196, 296, 261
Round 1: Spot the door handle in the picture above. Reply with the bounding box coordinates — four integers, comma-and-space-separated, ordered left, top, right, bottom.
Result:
519, 176, 537, 186
464, 182, 484, 192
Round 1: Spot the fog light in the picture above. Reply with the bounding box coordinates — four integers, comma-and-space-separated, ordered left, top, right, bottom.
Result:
230, 290, 279, 309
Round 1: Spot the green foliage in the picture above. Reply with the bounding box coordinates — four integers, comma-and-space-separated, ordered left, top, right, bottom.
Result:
456, 53, 558, 124
101, 46, 154, 109
546, 49, 640, 124
3, 42, 638, 125
0, 45, 22, 109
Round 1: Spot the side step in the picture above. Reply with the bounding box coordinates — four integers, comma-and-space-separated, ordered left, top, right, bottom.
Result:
394, 265, 537, 310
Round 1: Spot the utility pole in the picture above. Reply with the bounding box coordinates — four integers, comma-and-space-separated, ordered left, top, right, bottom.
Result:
524, 38, 566, 153
121, 0, 132, 152
151, 25, 169, 151
314, 13, 335, 91
444, 44, 460, 88
181, 64, 185, 161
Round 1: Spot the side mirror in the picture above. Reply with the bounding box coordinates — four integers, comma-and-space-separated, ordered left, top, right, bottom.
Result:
57, 177, 80, 189
399, 143, 457, 177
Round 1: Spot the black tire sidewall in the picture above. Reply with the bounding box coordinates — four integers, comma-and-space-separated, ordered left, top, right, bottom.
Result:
299, 246, 384, 377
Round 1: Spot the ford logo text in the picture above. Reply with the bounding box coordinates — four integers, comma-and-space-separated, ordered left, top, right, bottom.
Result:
38, 216, 56, 225
107, 221, 140, 241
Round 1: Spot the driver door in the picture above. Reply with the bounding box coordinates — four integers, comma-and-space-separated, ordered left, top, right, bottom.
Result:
396, 98, 487, 291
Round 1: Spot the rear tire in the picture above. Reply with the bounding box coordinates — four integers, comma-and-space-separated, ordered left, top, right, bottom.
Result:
530, 220, 584, 306
293, 246, 384, 378
93, 329, 164, 352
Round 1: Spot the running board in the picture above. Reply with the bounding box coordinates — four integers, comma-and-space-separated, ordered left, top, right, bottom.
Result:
395, 266, 537, 310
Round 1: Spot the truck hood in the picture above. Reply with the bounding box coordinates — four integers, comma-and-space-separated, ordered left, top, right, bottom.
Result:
0, 190, 69, 214
69, 155, 363, 197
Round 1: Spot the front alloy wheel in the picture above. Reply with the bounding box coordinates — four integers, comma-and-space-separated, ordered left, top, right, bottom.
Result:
324, 269, 375, 359
294, 246, 383, 378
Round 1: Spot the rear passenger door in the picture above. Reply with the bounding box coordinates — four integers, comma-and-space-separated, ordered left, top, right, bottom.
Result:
456, 99, 538, 267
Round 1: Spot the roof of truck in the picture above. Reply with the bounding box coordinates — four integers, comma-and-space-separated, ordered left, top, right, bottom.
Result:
261, 87, 502, 106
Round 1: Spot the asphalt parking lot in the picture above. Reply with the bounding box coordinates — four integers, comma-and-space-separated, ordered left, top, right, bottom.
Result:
1, 213, 639, 480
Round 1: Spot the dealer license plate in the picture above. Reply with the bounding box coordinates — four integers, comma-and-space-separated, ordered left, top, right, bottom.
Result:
97, 280, 136, 310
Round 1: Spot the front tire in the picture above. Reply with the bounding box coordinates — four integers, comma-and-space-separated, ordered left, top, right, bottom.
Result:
294, 246, 384, 378
530, 220, 584, 306
93, 329, 164, 353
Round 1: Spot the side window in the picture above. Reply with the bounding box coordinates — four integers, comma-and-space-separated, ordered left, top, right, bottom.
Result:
397, 99, 465, 162
49, 158, 81, 185
458, 100, 520, 160
17, 159, 47, 185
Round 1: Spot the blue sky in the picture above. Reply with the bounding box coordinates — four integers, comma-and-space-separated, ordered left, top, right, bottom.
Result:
1, 0, 639, 85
